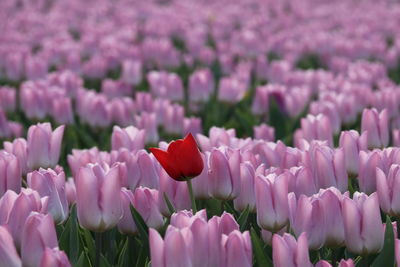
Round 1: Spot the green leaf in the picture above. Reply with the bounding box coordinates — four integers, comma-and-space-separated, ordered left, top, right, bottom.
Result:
59, 205, 80, 264
75, 252, 92, 267
163, 193, 176, 215
117, 238, 129, 267
237, 206, 251, 232
250, 228, 273, 267
371, 216, 395, 267
130, 205, 149, 241
100, 254, 112, 267
79, 227, 96, 263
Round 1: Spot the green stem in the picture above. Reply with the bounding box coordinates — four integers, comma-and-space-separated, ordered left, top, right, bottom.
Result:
186, 179, 197, 214
95, 232, 102, 267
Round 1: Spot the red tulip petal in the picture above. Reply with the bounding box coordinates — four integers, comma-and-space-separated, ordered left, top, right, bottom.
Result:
150, 148, 182, 180
172, 133, 204, 178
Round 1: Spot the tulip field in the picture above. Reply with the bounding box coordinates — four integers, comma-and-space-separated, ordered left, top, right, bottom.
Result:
2, 0, 400, 266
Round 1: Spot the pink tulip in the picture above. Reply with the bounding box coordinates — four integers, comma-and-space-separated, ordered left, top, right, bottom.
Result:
376, 165, 400, 217
111, 125, 146, 151
65, 178, 76, 204
170, 209, 208, 228
191, 153, 210, 199
0, 226, 21, 267
361, 108, 389, 148
40, 247, 71, 267
288, 167, 317, 197
183, 117, 203, 136
21, 213, 58, 267
121, 60, 142, 85
0, 190, 18, 224
188, 68, 214, 102
52, 97, 74, 125
255, 173, 289, 232
0, 86, 16, 112
149, 226, 194, 267
358, 150, 386, 194
27, 123, 65, 170
4, 138, 28, 174
272, 232, 312, 267
342, 192, 384, 255
339, 130, 367, 175
0, 151, 21, 197
302, 142, 348, 193
393, 129, 400, 147
67, 148, 111, 177
132, 187, 164, 229
252, 86, 269, 115
135, 112, 159, 144
218, 77, 246, 103
254, 124, 275, 141
75, 163, 122, 232
291, 195, 326, 250
208, 148, 241, 200
27, 168, 69, 223
234, 162, 256, 212
6, 189, 44, 249
221, 230, 252, 267
158, 168, 190, 216
298, 114, 334, 147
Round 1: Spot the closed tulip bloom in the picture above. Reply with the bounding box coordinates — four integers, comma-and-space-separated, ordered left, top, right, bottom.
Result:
149, 226, 194, 267
76, 163, 122, 232
376, 165, 400, 216
0, 190, 18, 224
65, 178, 76, 204
40, 247, 71, 267
7, 189, 44, 249
234, 162, 256, 212
361, 108, 389, 149
0, 226, 22, 267
221, 230, 252, 267
208, 148, 241, 200
118, 189, 137, 235
170, 209, 208, 228
188, 68, 214, 102
253, 124, 275, 141
342, 192, 384, 255
0, 151, 21, 197
27, 168, 69, 223
358, 150, 386, 194
183, 117, 203, 136
303, 142, 348, 193
158, 168, 190, 216
289, 167, 317, 197
150, 133, 203, 181
111, 125, 146, 151
255, 173, 289, 232
121, 60, 142, 85
272, 232, 312, 267
191, 153, 210, 199
27, 123, 65, 170
133, 187, 164, 229
135, 112, 159, 144
21, 213, 58, 267
318, 188, 345, 247
339, 130, 367, 175
291, 195, 326, 250
52, 97, 74, 125
4, 138, 29, 174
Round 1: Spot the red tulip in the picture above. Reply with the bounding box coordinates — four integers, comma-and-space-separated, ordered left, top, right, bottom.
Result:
150, 133, 203, 181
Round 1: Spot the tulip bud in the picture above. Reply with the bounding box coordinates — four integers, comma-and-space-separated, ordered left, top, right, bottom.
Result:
170, 209, 208, 228
133, 187, 164, 229
40, 247, 71, 267
65, 178, 76, 204
376, 165, 400, 217
21, 213, 58, 267
234, 162, 256, 212
188, 68, 214, 103
135, 112, 159, 144
255, 173, 289, 232
291, 195, 326, 250
0, 226, 22, 267
0, 151, 21, 197
27, 168, 69, 223
208, 148, 241, 200
121, 60, 142, 85
52, 97, 74, 125
289, 166, 317, 197
218, 77, 246, 103
272, 232, 312, 267
358, 150, 386, 194
4, 138, 29, 174
252, 86, 269, 115
339, 130, 367, 175
117, 188, 137, 235
111, 125, 146, 151
221, 230, 252, 267
253, 124, 275, 141
302, 142, 348, 193
183, 117, 203, 136
27, 123, 65, 170
342, 192, 384, 255
0, 86, 16, 112
191, 153, 210, 199
299, 114, 333, 147
361, 108, 389, 148
76, 163, 122, 232
7, 189, 43, 249
149, 226, 194, 267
